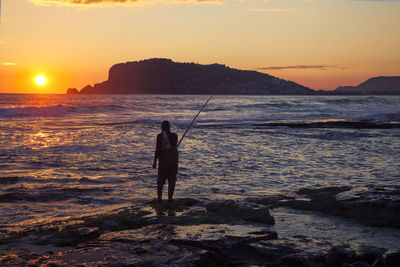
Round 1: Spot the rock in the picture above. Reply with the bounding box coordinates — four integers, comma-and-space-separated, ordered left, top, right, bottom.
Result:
325, 247, 356, 267
311, 254, 327, 266
282, 254, 309, 267
66, 88, 79, 94
195, 250, 233, 267
371, 256, 384, 267
343, 262, 370, 267
206, 200, 275, 224
134, 247, 148, 254
80, 85, 94, 94
386, 251, 400, 267
356, 251, 382, 266
278, 186, 400, 229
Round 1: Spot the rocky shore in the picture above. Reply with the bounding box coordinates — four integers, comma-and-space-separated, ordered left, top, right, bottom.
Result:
249, 185, 400, 229
1, 187, 399, 266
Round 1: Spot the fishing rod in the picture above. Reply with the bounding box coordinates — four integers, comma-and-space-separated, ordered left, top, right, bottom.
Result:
177, 94, 214, 148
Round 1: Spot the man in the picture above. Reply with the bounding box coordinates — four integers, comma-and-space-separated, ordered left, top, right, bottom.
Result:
152, 121, 179, 202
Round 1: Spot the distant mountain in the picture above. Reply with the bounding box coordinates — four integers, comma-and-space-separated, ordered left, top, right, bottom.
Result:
70, 58, 315, 95
334, 76, 400, 95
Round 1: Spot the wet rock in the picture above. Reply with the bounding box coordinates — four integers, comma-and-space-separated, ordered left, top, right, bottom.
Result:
134, 247, 148, 254
170, 234, 299, 266
46, 227, 101, 247
356, 251, 382, 266
311, 254, 327, 266
246, 194, 288, 208
277, 186, 400, 228
195, 250, 233, 267
343, 262, 370, 267
371, 257, 384, 267
149, 198, 200, 216
282, 254, 309, 267
325, 247, 356, 267
84, 208, 151, 231
206, 200, 275, 224
386, 251, 400, 267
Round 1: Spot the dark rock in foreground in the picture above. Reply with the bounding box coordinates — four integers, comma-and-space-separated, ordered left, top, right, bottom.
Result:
386, 251, 400, 267
257, 186, 400, 229
326, 247, 356, 267
75, 58, 314, 95
0, 197, 398, 266
206, 200, 275, 224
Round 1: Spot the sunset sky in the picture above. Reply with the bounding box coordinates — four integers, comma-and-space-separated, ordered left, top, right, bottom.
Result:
0, 0, 399, 94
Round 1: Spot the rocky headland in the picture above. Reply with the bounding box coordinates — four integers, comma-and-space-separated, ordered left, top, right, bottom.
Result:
69, 58, 314, 95
333, 76, 400, 95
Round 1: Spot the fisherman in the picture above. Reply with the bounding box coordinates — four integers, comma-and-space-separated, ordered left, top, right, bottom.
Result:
152, 120, 179, 202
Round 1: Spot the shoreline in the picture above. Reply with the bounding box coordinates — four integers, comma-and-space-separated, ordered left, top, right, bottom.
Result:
1, 187, 400, 266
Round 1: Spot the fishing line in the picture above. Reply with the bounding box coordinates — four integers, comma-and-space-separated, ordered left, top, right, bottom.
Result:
177, 94, 214, 148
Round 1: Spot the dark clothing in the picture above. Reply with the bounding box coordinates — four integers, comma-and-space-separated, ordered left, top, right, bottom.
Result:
157, 167, 177, 201
154, 131, 178, 165
154, 131, 178, 200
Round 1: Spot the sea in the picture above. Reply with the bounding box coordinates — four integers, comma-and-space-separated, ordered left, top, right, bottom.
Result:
1, 94, 400, 255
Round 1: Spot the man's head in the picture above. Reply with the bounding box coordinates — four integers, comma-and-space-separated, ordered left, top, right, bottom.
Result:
161, 120, 170, 131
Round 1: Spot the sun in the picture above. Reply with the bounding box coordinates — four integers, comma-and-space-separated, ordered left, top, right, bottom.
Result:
35, 75, 47, 86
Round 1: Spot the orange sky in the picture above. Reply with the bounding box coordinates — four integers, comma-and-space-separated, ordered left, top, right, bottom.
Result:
0, 0, 399, 93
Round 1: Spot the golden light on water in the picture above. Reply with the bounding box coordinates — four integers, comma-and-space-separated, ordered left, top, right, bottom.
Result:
35, 75, 47, 86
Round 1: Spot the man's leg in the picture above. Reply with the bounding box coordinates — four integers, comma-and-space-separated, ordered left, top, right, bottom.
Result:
167, 172, 177, 201
157, 168, 167, 201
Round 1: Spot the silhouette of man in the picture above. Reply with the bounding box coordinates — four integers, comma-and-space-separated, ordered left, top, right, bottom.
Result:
153, 121, 179, 202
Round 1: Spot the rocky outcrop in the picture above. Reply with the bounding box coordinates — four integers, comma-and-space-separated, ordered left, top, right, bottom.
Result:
1, 196, 398, 266
80, 85, 94, 94
261, 186, 400, 229
334, 76, 400, 95
73, 58, 314, 95
206, 200, 275, 224
66, 88, 79, 94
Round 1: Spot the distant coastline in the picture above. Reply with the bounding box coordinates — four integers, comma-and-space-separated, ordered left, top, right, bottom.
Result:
67, 58, 400, 95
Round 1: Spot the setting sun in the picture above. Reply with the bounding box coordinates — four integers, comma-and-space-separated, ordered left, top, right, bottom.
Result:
35, 75, 47, 86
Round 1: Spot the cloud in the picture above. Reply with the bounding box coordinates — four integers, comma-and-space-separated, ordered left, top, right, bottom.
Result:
2, 62, 17, 66
256, 65, 348, 71
32, 0, 222, 6
247, 8, 291, 12
350, 0, 400, 1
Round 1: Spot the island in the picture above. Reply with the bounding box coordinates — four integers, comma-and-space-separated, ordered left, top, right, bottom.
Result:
69, 58, 314, 95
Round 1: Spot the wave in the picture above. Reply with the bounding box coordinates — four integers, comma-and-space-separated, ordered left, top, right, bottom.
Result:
0, 176, 21, 185
94, 120, 139, 126
325, 96, 395, 105
115, 113, 400, 130
233, 102, 294, 110
0, 187, 112, 203
0, 104, 127, 118
356, 111, 400, 122
255, 120, 400, 129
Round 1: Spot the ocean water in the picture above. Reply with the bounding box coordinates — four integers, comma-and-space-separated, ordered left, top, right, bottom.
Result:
1, 94, 400, 251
